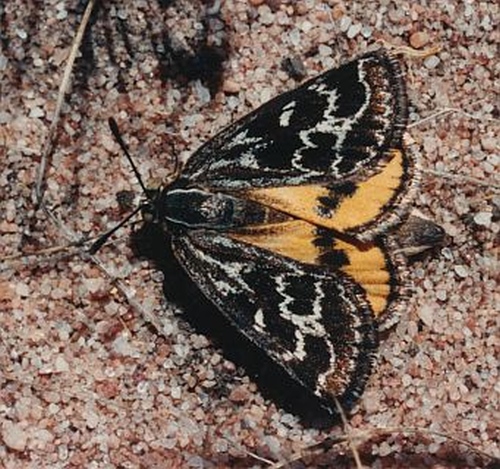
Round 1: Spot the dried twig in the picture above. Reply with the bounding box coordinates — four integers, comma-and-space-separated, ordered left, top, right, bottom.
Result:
35, 0, 97, 205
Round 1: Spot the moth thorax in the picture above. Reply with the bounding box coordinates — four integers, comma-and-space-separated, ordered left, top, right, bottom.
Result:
161, 188, 270, 229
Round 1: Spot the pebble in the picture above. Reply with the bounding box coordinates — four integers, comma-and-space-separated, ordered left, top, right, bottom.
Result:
473, 212, 492, 227
171, 386, 182, 399
229, 385, 250, 403
339, 16, 352, 32
436, 289, 448, 301
318, 44, 332, 57
15, 282, 29, 297
480, 136, 496, 151
346, 23, 362, 39
424, 55, 440, 69
331, 5, 345, 20
29, 107, 45, 118
418, 305, 434, 327
409, 31, 430, 48
300, 20, 313, 33
454, 265, 469, 278
116, 8, 128, 20
259, 7, 275, 26
83, 277, 105, 294
2, 422, 28, 452
194, 81, 210, 104
361, 26, 373, 38
56, 10, 68, 20
55, 355, 70, 373
15, 28, 27, 39
222, 79, 241, 94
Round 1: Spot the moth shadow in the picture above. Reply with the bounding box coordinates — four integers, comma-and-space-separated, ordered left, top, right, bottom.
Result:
131, 223, 342, 429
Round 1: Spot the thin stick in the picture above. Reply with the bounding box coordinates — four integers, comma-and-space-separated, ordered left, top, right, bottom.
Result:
422, 168, 500, 189
377, 41, 442, 59
270, 424, 499, 468
409, 106, 498, 128
331, 399, 363, 468
35, 0, 97, 204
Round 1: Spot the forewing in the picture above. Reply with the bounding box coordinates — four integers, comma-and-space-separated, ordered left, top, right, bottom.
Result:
240, 148, 414, 240
180, 49, 408, 192
171, 229, 378, 409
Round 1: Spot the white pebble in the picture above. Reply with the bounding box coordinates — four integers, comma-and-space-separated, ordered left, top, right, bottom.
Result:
117, 8, 128, 20
418, 304, 434, 327
2, 422, 28, 451
29, 107, 45, 118
424, 55, 440, 69
15, 282, 30, 297
194, 80, 210, 104
339, 16, 352, 32
480, 136, 496, 151
318, 44, 332, 57
171, 386, 182, 399
347, 23, 362, 39
55, 355, 69, 373
300, 20, 313, 33
83, 277, 104, 294
289, 28, 301, 46
56, 10, 68, 20
85, 410, 99, 429
361, 26, 373, 38
436, 289, 448, 301
454, 265, 469, 278
474, 211, 492, 227
15, 28, 27, 40
112, 335, 138, 357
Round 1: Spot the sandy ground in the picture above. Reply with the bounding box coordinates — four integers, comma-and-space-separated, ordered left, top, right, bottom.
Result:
0, 1, 498, 467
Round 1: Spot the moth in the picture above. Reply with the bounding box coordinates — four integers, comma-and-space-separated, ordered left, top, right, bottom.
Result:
96, 48, 415, 415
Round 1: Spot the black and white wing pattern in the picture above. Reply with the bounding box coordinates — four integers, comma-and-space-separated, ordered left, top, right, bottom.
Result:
175, 49, 413, 241
180, 49, 408, 190
171, 229, 378, 410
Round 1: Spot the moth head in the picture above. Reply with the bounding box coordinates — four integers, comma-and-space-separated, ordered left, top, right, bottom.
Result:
140, 188, 162, 224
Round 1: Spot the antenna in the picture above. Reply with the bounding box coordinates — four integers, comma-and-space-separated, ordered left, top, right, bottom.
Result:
88, 118, 149, 254
88, 205, 142, 254
108, 117, 150, 198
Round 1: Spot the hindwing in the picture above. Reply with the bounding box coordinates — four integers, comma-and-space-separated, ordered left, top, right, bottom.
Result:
229, 219, 399, 322
171, 229, 378, 409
